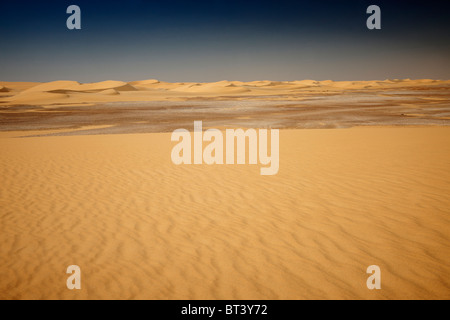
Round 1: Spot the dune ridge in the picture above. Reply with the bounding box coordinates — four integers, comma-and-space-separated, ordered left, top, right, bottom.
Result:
1, 78, 449, 106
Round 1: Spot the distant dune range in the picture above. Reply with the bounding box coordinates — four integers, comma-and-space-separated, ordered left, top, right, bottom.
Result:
0, 79, 449, 134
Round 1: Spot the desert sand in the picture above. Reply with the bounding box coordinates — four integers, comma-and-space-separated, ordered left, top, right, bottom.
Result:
1, 78, 450, 107
0, 79, 449, 299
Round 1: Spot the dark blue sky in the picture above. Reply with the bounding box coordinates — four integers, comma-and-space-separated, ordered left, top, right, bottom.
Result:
1, 0, 449, 82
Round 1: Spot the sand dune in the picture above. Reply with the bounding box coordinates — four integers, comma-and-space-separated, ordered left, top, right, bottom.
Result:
99, 89, 119, 95
2, 80, 139, 104
77, 80, 137, 92
0, 81, 40, 92
171, 81, 251, 94
291, 80, 320, 86
0, 127, 449, 299
129, 79, 160, 86
1, 79, 449, 106
8, 91, 69, 103
21, 80, 136, 93
22, 80, 81, 92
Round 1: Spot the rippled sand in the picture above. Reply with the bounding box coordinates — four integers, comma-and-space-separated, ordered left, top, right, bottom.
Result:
1, 126, 449, 299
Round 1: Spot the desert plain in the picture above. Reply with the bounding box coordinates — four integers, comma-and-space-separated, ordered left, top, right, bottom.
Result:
0, 79, 449, 299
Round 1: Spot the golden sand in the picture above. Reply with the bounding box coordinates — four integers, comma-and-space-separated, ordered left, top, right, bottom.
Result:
0, 126, 449, 299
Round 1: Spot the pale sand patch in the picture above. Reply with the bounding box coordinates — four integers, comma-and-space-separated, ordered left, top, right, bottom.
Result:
0, 127, 449, 299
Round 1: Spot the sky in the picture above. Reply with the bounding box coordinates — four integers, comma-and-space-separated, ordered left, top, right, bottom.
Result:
0, 0, 449, 82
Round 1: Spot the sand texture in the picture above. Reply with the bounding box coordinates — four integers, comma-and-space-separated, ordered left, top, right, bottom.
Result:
0, 126, 449, 299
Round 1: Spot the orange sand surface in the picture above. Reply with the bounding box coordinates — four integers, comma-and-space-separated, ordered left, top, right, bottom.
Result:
1, 126, 449, 299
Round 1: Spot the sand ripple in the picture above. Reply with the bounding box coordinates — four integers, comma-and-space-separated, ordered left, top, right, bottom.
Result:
0, 127, 449, 299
